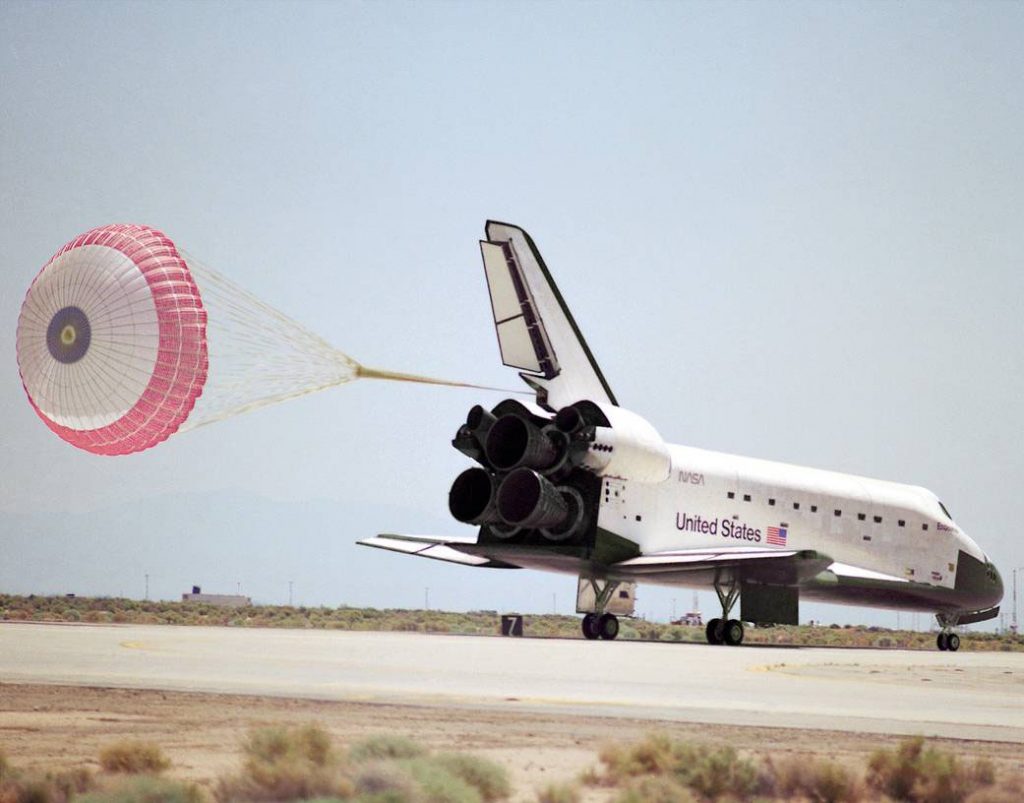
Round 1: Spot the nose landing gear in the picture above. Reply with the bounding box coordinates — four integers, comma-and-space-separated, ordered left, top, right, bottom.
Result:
706, 571, 745, 646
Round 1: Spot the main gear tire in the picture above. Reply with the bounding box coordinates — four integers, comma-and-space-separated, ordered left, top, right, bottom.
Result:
724, 619, 745, 646
598, 613, 619, 641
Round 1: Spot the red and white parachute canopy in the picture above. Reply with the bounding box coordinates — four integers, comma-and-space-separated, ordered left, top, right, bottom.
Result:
16, 224, 208, 455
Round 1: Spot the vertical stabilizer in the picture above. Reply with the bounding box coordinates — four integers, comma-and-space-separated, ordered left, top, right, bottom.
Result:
481, 221, 616, 410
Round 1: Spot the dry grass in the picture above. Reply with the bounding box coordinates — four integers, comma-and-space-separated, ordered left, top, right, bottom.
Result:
215, 724, 511, 803
3, 727, 1020, 803
770, 755, 863, 802
353, 761, 421, 800
594, 733, 758, 799
216, 724, 353, 802
77, 777, 203, 803
586, 733, 1012, 802
432, 754, 510, 802
0, 750, 95, 803
534, 783, 580, 803
613, 774, 696, 802
3, 594, 1021, 651
97, 742, 170, 775
398, 757, 482, 803
866, 736, 997, 802
348, 736, 425, 763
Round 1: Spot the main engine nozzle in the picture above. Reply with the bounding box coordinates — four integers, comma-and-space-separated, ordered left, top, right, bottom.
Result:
448, 467, 499, 524
485, 414, 567, 472
495, 468, 585, 542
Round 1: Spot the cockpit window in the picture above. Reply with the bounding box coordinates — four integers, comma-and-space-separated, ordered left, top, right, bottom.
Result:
938, 501, 953, 520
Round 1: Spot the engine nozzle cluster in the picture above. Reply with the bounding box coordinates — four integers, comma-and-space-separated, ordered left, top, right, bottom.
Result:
448, 403, 591, 542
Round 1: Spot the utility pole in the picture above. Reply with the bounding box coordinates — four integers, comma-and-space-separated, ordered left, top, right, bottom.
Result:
288, 580, 293, 607
144, 573, 149, 601
1013, 567, 1022, 635
672, 598, 677, 621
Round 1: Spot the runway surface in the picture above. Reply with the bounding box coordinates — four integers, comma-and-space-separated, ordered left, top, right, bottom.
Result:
2, 623, 1022, 742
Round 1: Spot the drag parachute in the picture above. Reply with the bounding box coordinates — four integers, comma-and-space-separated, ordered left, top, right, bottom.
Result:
16, 224, 502, 456
16, 225, 208, 455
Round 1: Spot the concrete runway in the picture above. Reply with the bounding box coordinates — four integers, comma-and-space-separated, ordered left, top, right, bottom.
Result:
2, 623, 1022, 742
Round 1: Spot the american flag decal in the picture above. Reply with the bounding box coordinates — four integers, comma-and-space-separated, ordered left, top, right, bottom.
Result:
767, 526, 788, 546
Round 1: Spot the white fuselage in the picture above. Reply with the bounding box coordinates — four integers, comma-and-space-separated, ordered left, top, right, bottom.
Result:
597, 442, 986, 592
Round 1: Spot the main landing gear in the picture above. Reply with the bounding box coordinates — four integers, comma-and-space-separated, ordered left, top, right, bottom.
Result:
935, 613, 961, 652
706, 571, 744, 646
582, 612, 620, 641
580, 578, 622, 641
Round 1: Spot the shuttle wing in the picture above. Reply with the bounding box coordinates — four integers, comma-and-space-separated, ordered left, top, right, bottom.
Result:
610, 547, 833, 586
358, 534, 521, 569
481, 221, 616, 410
359, 538, 833, 586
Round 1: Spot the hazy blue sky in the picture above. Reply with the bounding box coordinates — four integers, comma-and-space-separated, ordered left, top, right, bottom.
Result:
2, 1, 1022, 629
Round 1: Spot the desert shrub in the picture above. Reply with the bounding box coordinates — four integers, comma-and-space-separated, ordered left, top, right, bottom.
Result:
217, 725, 352, 802
244, 724, 334, 768
867, 737, 995, 802
598, 733, 683, 781
399, 758, 480, 803
966, 773, 1024, 803
535, 782, 579, 803
614, 774, 695, 803
98, 741, 170, 774
771, 755, 861, 802
350, 736, 425, 763
4, 779, 54, 803
354, 761, 421, 801
576, 765, 601, 786
0, 760, 94, 803
597, 733, 756, 799
432, 755, 509, 802
77, 776, 203, 803
675, 743, 757, 800
48, 768, 95, 800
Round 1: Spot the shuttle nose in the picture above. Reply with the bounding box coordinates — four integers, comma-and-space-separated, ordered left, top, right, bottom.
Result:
989, 561, 1004, 605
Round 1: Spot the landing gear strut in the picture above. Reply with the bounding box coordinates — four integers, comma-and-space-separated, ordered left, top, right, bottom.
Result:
935, 613, 961, 652
580, 579, 621, 641
706, 571, 744, 646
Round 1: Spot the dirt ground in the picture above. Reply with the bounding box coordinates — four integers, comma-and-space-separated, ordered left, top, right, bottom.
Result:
1, 683, 1022, 802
